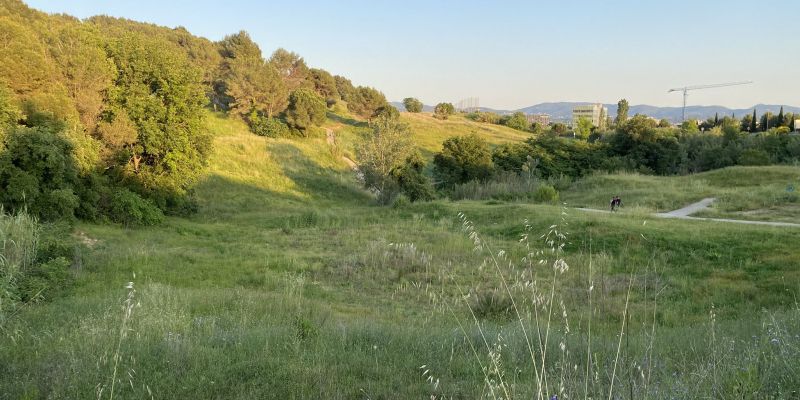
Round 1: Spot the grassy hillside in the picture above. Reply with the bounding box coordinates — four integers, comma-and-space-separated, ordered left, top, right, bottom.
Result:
327, 109, 532, 162
562, 166, 800, 222
2, 114, 800, 398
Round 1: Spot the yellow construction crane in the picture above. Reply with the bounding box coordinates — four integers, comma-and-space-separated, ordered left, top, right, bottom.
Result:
668, 81, 753, 121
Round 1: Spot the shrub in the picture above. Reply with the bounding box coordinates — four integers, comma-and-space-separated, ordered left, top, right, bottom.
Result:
738, 149, 770, 166
108, 188, 164, 226
433, 134, 494, 188
433, 102, 455, 120
402, 97, 423, 113
250, 114, 290, 138
284, 89, 326, 133
533, 184, 559, 203
0, 126, 80, 221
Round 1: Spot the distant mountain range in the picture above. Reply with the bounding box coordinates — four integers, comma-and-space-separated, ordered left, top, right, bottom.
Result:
391, 101, 800, 123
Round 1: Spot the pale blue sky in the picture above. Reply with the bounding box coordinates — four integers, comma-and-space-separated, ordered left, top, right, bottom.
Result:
27, 0, 798, 109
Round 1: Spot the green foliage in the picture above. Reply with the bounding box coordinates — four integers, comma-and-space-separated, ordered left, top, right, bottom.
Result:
284, 89, 326, 133
574, 117, 593, 139
466, 111, 501, 124
347, 86, 388, 119
0, 126, 79, 221
391, 151, 434, 202
551, 122, 567, 135
105, 33, 211, 198
532, 184, 559, 203
333, 75, 355, 103
108, 187, 164, 226
268, 48, 310, 93
402, 97, 423, 113
433, 102, 455, 120
658, 118, 671, 128
615, 98, 629, 125
218, 31, 288, 119
503, 111, 529, 131
433, 134, 493, 187
372, 104, 399, 122
357, 117, 413, 204
249, 113, 290, 138
738, 148, 770, 166
308, 68, 338, 105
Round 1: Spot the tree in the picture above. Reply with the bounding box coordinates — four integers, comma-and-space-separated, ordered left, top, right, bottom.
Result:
391, 151, 434, 202
402, 97, 423, 113
308, 68, 339, 106
0, 126, 80, 221
284, 89, 326, 134
433, 134, 493, 187
615, 99, 629, 125
333, 75, 355, 102
750, 109, 757, 132
104, 33, 211, 198
574, 117, 593, 140
658, 118, 671, 128
433, 102, 455, 120
348, 86, 387, 119
218, 31, 288, 119
268, 48, 310, 92
372, 105, 399, 122
714, 112, 719, 126
504, 112, 529, 131
777, 106, 785, 127
551, 122, 567, 135
357, 117, 412, 204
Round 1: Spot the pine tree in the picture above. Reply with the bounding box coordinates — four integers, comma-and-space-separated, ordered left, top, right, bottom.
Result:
778, 106, 785, 127
750, 109, 757, 132
714, 112, 719, 126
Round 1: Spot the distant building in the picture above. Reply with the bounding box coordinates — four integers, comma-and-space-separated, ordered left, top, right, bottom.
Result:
526, 113, 550, 127
572, 103, 608, 129
795, 119, 800, 132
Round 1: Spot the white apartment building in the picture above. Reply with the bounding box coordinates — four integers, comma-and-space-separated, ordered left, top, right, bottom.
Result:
572, 103, 608, 129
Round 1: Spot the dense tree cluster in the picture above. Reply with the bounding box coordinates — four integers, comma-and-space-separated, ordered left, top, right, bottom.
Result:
0, 0, 377, 223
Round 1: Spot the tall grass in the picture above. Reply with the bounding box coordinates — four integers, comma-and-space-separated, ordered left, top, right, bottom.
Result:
0, 210, 40, 320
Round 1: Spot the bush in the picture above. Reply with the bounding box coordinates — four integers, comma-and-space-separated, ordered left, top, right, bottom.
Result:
738, 149, 770, 166
433, 134, 494, 188
108, 188, 164, 226
250, 114, 290, 138
533, 184, 559, 203
433, 102, 455, 120
284, 89, 326, 133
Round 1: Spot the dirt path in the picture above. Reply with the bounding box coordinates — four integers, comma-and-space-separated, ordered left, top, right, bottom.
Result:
325, 128, 358, 170
576, 198, 800, 228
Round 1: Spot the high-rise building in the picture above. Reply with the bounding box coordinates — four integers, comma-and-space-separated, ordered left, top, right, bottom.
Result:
526, 114, 550, 127
572, 103, 608, 129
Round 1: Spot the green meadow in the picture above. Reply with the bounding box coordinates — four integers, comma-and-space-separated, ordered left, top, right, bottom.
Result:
2, 112, 799, 399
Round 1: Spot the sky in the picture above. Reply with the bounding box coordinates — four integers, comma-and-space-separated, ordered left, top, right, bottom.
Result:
26, 0, 799, 110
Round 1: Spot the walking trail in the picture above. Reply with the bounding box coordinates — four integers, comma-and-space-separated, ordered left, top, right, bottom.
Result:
578, 198, 800, 228
325, 128, 358, 170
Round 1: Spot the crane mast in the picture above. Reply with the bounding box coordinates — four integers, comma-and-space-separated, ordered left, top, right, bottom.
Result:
668, 81, 753, 121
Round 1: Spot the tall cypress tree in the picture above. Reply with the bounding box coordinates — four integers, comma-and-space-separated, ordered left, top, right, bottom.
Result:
714, 112, 719, 126
777, 106, 785, 127
750, 109, 757, 132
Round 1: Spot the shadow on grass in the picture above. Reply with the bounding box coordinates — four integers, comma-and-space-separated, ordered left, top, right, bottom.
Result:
327, 112, 369, 128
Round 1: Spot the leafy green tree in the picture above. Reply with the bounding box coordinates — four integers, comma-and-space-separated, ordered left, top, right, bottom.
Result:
268, 48, 310, 92
504, 112, 529, 131
104, 33, 211, 198
658, 118, 671, 128
218, 31, 288, 119
402, 97, 423, 113
550, 122, 568, 135
284, 89, 326, 134
433, 134, 493, 187
308, 68, 339, 106
680, 119, 699, 133
372, 105, 399, 122
391, 151, 434, 202
357, 117, 412, 204
530, 122, 544, 135
574, 117, 593, 140
348, 86, 388, 119
0, 126, 80, 221
433, 102, 455, 120
333, 75, 355, 102
615, 98, 629, 125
